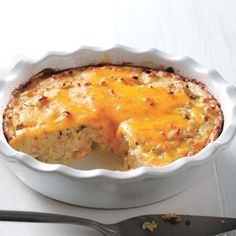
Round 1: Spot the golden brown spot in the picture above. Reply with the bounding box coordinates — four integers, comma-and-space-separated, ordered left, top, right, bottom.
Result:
84, 82, 92, 86
143, 97, 156, 106
108, 88, 116, 96
99, 79, 107, 86
62, 111, 72, 119
167, 128, 180, 140
38, 96, 48, 106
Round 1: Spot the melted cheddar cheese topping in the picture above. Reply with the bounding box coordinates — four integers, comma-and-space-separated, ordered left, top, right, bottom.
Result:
4, 65, 223, 168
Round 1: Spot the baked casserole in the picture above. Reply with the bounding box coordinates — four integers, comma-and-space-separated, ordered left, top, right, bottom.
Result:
3, 65, 223, 169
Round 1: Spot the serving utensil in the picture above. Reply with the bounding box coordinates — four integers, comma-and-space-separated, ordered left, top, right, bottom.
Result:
0, 210, 235, 235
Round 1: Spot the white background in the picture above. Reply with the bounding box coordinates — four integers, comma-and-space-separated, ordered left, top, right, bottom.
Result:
0, 0, 236, 235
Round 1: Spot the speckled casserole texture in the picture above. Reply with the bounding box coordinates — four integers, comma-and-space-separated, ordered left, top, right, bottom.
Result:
3, 65, 223, 170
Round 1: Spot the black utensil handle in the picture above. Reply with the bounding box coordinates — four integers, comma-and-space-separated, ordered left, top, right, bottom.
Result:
0, 210, 88, 224
0, 210, 114, 235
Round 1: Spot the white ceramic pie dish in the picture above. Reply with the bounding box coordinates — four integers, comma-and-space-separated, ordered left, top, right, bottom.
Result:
0, 46, 236, 208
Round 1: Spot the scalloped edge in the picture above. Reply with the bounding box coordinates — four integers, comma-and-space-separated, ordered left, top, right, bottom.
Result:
0, 45, 236, 181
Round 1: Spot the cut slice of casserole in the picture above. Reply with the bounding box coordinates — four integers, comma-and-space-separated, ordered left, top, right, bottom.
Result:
3, 65, 223, 169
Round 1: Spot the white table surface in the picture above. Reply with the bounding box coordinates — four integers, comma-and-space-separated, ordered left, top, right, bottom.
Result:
0, 0, 236, 235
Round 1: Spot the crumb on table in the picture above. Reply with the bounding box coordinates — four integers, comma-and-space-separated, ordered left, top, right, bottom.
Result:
162, 213, 181, 224
220, 219, 225, 224
142, 220, 158, 232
